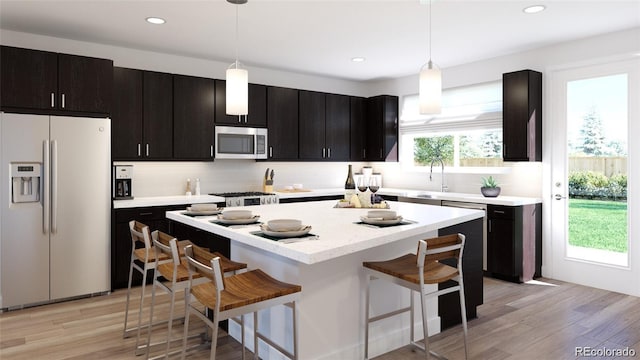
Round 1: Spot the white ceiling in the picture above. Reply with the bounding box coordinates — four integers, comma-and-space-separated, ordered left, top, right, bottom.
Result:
1, 0, 639, 81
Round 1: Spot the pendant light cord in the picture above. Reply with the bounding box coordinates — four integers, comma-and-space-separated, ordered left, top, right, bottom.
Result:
428, 0, 432, 64
235, 4, 239, 68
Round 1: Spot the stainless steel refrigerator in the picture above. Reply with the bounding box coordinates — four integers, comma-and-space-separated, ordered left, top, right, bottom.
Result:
1, 112, 111, 309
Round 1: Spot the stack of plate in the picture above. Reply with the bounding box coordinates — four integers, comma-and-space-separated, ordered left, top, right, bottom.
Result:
360, 210, 403, 225
261, 219, 311, 238
217, 209, 260, 224
185, 203, 222, 215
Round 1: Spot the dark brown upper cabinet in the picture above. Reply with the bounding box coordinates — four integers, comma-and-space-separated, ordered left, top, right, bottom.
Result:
214, 80, 267, 127
111, 68, 173, 160
364, 95, 399, 161
173, 74, 215, 160
267, 86, 299, 160
1, 46, 112, 116
299, 91, 349, 161
502, 69, 542, 161
350, 96, 367, 161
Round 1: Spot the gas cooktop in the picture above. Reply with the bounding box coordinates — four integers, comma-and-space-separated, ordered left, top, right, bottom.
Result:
209, 191, 275, 197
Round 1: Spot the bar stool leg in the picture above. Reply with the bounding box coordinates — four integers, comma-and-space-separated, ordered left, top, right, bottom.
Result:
123, 258, 135, 338
364, 274, 371, 360
181, 288, 191, 360
135, 268, 149, 351
254, 311, 259, 360
292, 301, 298, 360
145, 274, 158, 359
419, 288, 430, 359
458, 277, 469, 359
409, 289, 415, 344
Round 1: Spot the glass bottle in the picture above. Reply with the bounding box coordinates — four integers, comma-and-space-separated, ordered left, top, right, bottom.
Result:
344, 164, 356, 199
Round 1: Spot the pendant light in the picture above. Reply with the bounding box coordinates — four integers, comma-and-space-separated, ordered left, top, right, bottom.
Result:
226, 0, 248, 116
419, 0, 442, 114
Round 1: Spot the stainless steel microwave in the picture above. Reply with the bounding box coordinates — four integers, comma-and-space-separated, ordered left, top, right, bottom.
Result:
214, 126, 268, 159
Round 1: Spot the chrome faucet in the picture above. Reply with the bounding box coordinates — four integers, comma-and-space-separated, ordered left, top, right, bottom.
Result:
430, 158, 448, 192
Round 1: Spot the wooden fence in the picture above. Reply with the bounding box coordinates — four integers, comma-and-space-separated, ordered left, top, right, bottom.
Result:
569, 157, 627, 177
458, 157, 626, 177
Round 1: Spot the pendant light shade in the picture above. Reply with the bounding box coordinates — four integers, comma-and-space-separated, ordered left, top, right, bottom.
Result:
226, 0, 248, 116
226, 64, 248, 115
419, 60, 441, 114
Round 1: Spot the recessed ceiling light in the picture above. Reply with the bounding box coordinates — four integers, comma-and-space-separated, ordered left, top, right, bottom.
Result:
146, 17, 166, 25
351, 57, 366, 63
523, 5, 546, 14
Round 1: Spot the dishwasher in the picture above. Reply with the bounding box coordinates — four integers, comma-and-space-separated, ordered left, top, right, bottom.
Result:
441, 201, 488, 271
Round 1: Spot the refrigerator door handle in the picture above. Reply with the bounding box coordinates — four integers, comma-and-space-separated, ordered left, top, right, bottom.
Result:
51, 140, 58, 234
43, 140, 50, 234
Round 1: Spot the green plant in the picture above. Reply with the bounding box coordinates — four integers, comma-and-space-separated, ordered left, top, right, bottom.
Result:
481, 176, 499, 188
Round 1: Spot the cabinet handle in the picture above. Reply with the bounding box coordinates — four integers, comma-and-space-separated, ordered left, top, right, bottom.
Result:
146, 144, 150, 157
210, 145, 214, 157
51, 92, 55, 108
137, 143, 141, 157
488, 219, 492, 233
139, 212, 153, 216
244, 115, 248, 123
363, 149, 366, 158
238, 116, 242, 123
61, 94, 65, 109
322, 148, 326, 158
494, 210, 505, 214
380, 148, 383, 158
328, 148, 331, 158
269, 146, 273, 158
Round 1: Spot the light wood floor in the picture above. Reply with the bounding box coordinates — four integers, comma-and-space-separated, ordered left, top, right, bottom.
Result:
2, 277, 639, 359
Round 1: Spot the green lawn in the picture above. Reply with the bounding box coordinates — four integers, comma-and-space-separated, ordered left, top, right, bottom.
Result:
569, 199, 628, 252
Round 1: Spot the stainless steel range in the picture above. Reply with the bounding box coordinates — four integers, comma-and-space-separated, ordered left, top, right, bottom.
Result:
210, 191, 279, 207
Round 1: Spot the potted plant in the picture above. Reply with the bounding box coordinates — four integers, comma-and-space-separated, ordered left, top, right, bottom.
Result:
481, 176, 501, 197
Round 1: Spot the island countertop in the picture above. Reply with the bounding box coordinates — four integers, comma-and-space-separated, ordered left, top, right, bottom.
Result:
166, 200, 484, 265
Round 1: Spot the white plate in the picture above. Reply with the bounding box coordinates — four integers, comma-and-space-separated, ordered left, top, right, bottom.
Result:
260, 224, 312, 238
360, 216, 403, 226
215, 215, 261, 225
185, 207, 222, 216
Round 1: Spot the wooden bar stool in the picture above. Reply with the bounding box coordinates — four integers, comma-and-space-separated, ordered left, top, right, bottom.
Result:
181, 244, 302, 360
363, 233, 469, 360
144, 231, 247, 359
122, 221, 191, 348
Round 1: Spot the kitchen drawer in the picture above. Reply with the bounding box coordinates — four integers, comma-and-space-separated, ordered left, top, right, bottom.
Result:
115, 205, 184, 223
488, 206, 514, 220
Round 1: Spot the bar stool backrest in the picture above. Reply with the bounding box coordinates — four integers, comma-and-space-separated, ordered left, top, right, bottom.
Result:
129, 220, 152, 256
417, 233, 466, 272
184, 245, 223, 286
151, 230, 180, 266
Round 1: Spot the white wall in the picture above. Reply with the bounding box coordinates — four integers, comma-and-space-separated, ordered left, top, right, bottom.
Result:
360, 27, 640, 197
3, 28, 639, 198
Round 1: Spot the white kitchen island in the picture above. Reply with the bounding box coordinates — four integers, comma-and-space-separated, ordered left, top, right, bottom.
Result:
167, 200, 484, 359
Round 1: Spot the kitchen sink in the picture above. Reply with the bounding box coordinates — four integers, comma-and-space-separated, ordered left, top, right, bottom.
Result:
416, 194, 435, 199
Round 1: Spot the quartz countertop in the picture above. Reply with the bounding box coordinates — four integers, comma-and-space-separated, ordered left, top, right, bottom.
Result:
278, 187, 541, 206
113, 195, 225, 209
166, 200, 483, 264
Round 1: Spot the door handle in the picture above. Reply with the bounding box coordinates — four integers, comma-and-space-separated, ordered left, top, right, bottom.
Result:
43, 140, 50, 234
51, 140, 58, 234
554, 194, 567, 200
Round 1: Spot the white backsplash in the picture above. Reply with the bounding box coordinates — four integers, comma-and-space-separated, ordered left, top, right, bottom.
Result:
116, 160, 542, 199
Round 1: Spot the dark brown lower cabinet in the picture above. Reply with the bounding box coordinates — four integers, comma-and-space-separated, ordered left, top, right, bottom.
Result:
438, 218, 484, 330
486, 204, 542, 283
111, 205, 228, 290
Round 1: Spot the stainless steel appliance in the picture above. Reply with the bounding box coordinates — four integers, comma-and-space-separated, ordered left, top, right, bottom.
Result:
113, 165, 133, 199
210, 191, 278, 207
214, 126, 268, 159
1, 113, 111, 309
